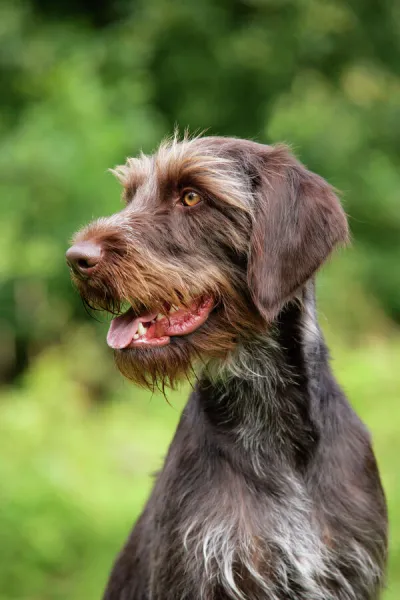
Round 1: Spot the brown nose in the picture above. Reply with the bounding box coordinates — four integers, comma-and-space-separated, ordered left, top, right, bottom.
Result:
66, 241, 102, 278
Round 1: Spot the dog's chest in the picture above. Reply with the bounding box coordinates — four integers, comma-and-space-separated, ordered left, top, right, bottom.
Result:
153, 480, 333, 600
149, 473, 378, 600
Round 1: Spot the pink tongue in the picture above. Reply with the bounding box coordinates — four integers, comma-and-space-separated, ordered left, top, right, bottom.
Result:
107, 308, 139, 349
107, 308, 159, 349
106, 297, 213, 350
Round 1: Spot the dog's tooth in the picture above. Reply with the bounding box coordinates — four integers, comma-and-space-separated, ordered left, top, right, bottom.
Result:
156, 313, 164, 321
169, 305, 179, 313
133, 333, 139, 340
137, 322, 147, 336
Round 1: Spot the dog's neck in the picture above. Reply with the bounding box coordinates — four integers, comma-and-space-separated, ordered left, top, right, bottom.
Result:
196, 280, 329, 471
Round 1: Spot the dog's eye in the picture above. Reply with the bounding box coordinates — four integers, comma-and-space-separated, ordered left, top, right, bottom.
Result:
180, 191, 202, 207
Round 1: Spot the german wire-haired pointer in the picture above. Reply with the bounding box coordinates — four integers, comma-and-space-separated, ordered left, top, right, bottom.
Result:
66, 135, 387, 600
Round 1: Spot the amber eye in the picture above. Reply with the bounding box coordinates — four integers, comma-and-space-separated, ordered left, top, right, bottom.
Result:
180, 190, 202, 207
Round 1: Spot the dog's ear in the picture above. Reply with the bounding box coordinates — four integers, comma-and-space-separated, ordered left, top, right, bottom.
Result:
247, 145, 349, 321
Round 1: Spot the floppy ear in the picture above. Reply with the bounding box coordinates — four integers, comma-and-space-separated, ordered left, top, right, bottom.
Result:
247, 145, 349, 321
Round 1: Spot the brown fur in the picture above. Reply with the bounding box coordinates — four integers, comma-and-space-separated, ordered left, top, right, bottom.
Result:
67, 135, 386, 600
70, 134, 347, 389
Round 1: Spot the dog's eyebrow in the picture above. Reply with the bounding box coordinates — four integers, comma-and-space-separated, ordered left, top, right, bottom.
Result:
157, 142, 246, 200
110, 152, 154, 202
113, 142, 254, 213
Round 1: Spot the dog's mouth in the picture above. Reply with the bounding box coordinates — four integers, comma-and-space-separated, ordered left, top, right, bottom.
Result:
106, 296, 214, 349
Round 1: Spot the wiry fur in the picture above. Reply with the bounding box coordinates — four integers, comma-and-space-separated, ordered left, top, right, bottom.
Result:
67, 134, 387, 599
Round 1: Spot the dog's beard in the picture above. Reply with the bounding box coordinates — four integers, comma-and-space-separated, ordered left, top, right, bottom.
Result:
74, 286, 226, 389
73, 270, 262, 390
114, 338, 197, 391
113, 309, 244, 390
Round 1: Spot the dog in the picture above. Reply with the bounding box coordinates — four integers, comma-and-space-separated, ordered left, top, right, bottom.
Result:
66, 135, 387, 600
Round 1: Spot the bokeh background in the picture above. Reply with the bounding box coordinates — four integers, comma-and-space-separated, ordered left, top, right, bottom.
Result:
1, 0, 400, 598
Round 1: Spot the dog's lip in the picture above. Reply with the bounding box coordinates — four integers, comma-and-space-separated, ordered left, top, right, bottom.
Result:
106, 296, 214, 350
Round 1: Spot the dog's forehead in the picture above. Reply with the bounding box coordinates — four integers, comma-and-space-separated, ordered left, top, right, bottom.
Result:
112, 136, 256, 212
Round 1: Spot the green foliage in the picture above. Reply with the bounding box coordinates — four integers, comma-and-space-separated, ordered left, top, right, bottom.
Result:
0, 329, 185, 599
1, 0, 399, 598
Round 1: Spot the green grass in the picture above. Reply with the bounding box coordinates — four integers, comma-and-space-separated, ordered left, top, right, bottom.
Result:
1, 333, 399, 599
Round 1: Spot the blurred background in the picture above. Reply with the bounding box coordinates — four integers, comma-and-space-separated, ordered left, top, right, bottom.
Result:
0, 0, 399, 598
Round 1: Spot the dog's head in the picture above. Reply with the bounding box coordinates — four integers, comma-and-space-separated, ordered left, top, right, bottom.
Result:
66, 135, 348, 387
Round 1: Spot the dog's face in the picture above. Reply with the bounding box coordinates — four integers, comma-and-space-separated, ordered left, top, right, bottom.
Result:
67, 136, 348, 387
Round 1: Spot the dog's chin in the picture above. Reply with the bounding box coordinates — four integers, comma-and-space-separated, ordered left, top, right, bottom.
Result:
113, 315, 240, 390
114, 336, 197, 389
77, 286, 255, 389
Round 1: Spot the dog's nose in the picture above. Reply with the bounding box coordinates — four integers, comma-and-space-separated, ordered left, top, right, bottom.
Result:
66, 241, 102, 278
